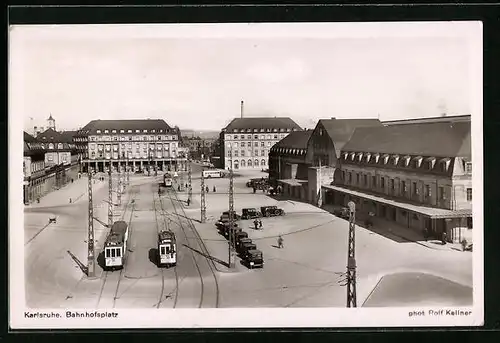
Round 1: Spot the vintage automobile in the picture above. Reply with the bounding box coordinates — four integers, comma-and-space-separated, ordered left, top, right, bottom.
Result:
220, 211, 241, 221
234, 231, 249, 243
333, 206, 351, 220
236, 237, 253, 249
223, 226, 242, 240
237, 241, 257, 255
260, 205, 285, 217
241, 208, 262, 220
243, 249, 264, 269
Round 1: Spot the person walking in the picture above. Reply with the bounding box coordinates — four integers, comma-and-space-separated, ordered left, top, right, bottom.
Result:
187, 198, 191, 206
259, 220, 263, 229
254, 219, 259, 230
213, 185, 216, 192
206, 186, 209, 193
277, 235, 284, 249
441, 231, 448, 245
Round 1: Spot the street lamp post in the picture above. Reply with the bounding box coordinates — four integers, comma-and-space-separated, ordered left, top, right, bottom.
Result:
346, 201, 357, 308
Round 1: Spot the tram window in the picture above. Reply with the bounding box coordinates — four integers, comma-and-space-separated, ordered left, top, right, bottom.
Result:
105, 249, 110, 258
160, 247, 165, 255
165, 246, 171, 253
116, 248, 121, 257
111, 249, 116, 258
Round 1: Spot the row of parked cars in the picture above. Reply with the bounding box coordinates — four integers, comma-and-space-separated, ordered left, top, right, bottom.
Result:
215, 211, 264, 269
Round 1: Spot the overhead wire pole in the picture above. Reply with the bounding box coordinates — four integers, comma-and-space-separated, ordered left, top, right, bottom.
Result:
87, 168, 96, 277
117, 165, 122, 206
317, 158, 323, 208
228, 149, 235, 268
108, 165, 113, 227
200, 166, 206, 223
346, 201, 357, 308
188, 156, 192, 205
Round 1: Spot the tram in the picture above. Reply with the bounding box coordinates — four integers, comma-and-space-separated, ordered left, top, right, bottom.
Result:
164, 173, 173, 187
104, 220, 129, 270
158, 230, 177, 267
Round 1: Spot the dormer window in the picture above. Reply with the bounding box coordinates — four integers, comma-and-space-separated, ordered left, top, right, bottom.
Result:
159, 129, 163, 133
465, 162, 472, 174
111, 130, 116, 133
426, 157, 436, 169
392, 155, 400, 165
127, 129, 132, 133
58, 143, 63, 149
365, 153, 371, 163
273, 129, 278, 132
48, 143, 54, 149
120, 130, 124, 133
440, 158, 451, 172
143, 129, 148, 133
151, 130, 155, 133
343, 152, 348, 160
357, 153, 363, 162
104, 130, 109, 134
403, 155, 411, 166
413, 156, 423, 168
350, 152, 356, 161
374, 153, 380, 163
96, 130, 101, 134
383, 154, 390, 164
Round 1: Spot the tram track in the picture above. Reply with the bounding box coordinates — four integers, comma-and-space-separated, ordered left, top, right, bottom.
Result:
153, 188, 180, 309
95, 184, 137, 309
164, 187, 220, 308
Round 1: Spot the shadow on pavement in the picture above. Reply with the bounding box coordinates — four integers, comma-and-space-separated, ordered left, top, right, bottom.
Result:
67, 250, 88, 276
148, 248, 160, 267
96, 251, 106, 270
182, 243, 229, 268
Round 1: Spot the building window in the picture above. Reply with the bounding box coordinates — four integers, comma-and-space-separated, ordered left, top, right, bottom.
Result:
439, 187, 446, 200
261, 150, 265, 156
261, 141, 265, 147
241, 142, 245, 147
112, 130, 116, 133
465, 162, 472, 174
413, 182, 418, 195
381, 177, 385, 189
466, 188, 472, 201
390, 179, 395, 190
261, 159, 266, 166
425, 185, 431, 197
96, 130, 101, 134
241, 150, 245, 156
372, 175, 376, 187
255, 159, 259, 166
254, 135, 258, 139
48, 155, 53, 161
248, 159, 252, 167
254, 150, 258, 156
48, 143, 54, 149
401, 181, 407, 194
104, 130, 109, 133
363, 174, 367, 186
234, 135, 238, 140
356, 173, 360, 185
274, 135, 278, 139
348, 172, 352, 183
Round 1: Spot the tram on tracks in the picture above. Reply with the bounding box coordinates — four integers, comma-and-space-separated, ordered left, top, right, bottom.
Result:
104, 220, 129, 270
158, 230, 177, 267
164, 173, 173, 187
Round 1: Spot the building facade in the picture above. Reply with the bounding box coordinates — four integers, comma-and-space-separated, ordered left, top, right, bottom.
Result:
220, 117, 302, 170
322, 118, 472, 243
76, 119, 185, 173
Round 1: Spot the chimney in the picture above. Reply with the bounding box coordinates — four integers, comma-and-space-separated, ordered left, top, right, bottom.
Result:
240, 100, 244, 118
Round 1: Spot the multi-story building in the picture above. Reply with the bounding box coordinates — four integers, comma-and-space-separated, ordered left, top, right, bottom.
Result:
36, 128, 76, 167
268, 129, 312, 199
322, 118, 473, 243
23, 132, 46, 204
182, 136, 217, 161
220, 117, 302, 170
76, 119, 185, 173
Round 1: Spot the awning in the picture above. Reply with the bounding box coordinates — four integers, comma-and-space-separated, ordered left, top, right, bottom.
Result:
278, 179, 307, 187
322, 184, 472, 219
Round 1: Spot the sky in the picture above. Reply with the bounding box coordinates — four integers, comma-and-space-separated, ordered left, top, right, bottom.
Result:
9, 23, 481, 133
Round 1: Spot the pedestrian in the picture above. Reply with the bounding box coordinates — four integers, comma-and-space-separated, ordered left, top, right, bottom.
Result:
259, 220, 263, 229
213, 185, 216, 192
71, 178, 74, 183
278, 235, 284, 249
461, 238, 468, 252
423, 227, 429, 241
253, 187, 256, 194
254, 219, 259, 230
441, 231, 448, 245
69, 198, 72, 203
187, 198, 191, 206
206, 186, 209, 193
37, 198, 40, 203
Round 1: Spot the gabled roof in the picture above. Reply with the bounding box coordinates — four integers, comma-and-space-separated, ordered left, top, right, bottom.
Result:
76, 119, 175, 135
58, 131, 77, 143
223, 117, 302, 131
272, 130, 313, 150
382, 114, 471, 126
24, 131, 37, 142
36, 128, 63, 141
342, 121, 471, 158
315, 118, 383, 156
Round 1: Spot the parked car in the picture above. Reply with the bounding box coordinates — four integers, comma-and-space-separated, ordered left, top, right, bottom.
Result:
220, 211, 241, 221
260, 205, 285, 217
241, 208, 262, 220
236, 237, 252, 249
237, 241, 257, 255
223, 226, 242, 240
243, 249, 264, 269
234, 231, 249, 244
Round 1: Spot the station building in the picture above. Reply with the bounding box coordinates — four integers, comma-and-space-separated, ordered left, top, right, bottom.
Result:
321, 117, 473, 243
219, 117, 302, 170
270, 118, 382, 203
74, 119, 186, 173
